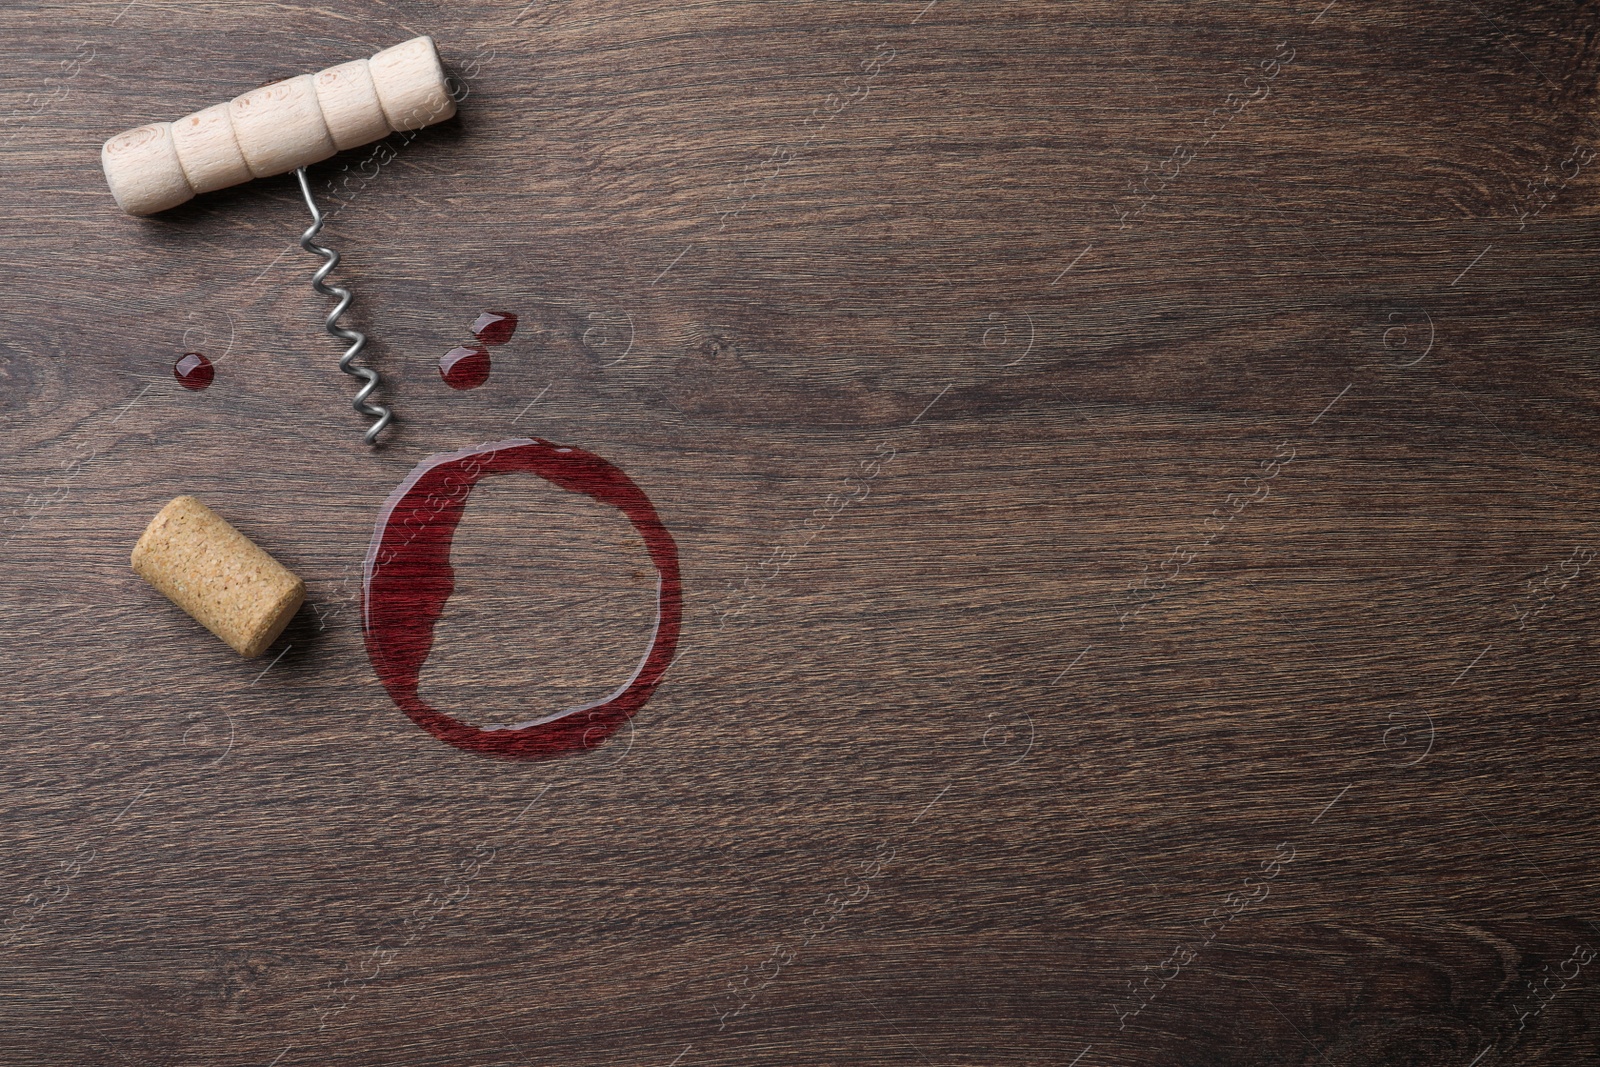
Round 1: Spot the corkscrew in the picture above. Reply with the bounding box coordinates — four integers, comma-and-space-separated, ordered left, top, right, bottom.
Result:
295, 167, 392, 444
99, 35, 457, 446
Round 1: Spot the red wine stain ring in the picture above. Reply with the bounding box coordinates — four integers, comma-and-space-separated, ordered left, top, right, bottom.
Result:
362, 437, 682, 760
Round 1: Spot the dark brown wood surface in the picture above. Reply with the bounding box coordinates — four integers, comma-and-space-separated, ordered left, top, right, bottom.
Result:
4, 0, 1600, 1063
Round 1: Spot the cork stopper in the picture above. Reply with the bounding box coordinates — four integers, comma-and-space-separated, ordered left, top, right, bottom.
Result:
131, 495, 306, 658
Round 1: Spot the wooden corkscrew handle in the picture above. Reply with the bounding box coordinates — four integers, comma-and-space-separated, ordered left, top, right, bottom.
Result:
101, 36, 455, 216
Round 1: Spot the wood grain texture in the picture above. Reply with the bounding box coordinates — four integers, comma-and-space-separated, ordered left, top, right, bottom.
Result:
3, 0, 1600, 1064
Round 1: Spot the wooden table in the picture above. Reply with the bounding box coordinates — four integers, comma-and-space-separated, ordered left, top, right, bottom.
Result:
3, 1, 1598, 1063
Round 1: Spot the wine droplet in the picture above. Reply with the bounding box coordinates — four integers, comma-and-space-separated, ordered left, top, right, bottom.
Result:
439, 345, 491, 390
174, 352, 214, 391
471, 311, 518, 346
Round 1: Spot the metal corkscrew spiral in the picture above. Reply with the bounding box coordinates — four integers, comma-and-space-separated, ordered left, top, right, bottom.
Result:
295, 166, 393, 446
